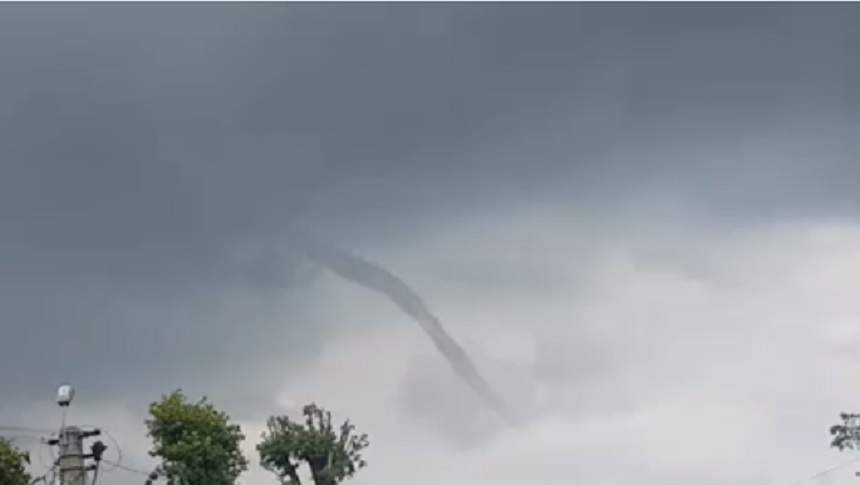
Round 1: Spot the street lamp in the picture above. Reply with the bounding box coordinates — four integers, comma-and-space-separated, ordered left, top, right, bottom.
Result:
57, 384, 75, 407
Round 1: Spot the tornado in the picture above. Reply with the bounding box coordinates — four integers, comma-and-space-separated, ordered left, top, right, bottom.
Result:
292, 236, 514, 423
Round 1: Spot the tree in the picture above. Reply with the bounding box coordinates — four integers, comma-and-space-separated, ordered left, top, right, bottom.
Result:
257, 403, 369, 485
0, 437, 31, 485
830, 412, 860, 451
145, 390, 248, 485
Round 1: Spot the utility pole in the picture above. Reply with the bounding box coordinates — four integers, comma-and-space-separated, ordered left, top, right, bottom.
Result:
58, 426, 86, 485
49, 384, 106, 485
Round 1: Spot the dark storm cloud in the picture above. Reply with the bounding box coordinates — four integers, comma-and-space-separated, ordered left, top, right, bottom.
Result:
1, 4, 858, 412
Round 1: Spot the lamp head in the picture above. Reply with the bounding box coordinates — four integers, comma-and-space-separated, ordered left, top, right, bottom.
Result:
57, 384, 75, 407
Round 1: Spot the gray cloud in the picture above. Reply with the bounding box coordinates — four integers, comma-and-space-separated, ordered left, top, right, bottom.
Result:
1, 4, 859, 484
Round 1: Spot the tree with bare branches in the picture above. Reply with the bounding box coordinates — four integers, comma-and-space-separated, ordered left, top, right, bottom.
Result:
257, 404, 368, 485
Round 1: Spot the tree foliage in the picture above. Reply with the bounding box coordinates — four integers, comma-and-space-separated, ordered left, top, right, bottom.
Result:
257, 403, 369, 485
0, 437, 31, 485
146, 390, 248, 485
830, 412, 860, 451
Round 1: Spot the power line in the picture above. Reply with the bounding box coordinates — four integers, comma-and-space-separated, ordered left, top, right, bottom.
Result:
0, 425, 53, 435
101, 459, 155, 476
29, 473, 51, 485
91, 462, 101, 485
29, 448, 59, 485
36, 438, 55, 473
2, 434, 44, 443
78, 425, 122, 472
784, 456, 860, 485
67, 424, 157, 482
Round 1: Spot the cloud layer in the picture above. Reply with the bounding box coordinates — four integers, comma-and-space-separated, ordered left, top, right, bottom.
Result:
1, 4, 858, 485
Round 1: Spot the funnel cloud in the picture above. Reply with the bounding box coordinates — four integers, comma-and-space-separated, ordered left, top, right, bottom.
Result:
292, 236, 515, 423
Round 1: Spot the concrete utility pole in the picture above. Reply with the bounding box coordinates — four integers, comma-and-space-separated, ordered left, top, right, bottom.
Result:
51, 384, 104, 485
58, 426, 86, 485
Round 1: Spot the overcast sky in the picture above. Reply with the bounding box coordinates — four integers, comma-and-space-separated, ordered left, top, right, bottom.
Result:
1, 4, 859, 485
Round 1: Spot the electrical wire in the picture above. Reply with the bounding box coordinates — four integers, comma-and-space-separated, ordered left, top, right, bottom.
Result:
0, 425, 53, 434
0, 427, 55, 476
91, 461, 101, 485
784, 456, 860, 485
1, 434, 43, 443
36, 437, 51, 472
98, 427, 123, 472
30, 462, 58, 485
33, 435, 58, 471
28, 474, 49, 485
73, 425, 159, 482
77, 425, 122, 472
101, 458, 156, 476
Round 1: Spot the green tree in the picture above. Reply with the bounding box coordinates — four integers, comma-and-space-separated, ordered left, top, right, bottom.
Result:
146, 390, 248, 485
0, 437, 31, 485
830, 412, 860, 451
257, 403, 369, 485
